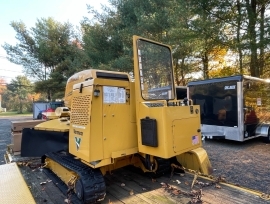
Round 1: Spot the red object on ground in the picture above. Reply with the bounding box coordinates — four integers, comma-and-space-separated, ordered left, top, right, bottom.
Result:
42, 108, 54, 119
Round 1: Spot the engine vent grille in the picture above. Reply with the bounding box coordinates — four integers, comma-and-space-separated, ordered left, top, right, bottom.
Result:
71, 95, 91, 126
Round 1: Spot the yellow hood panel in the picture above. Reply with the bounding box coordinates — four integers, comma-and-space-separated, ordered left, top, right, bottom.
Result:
35, 118, 69, 132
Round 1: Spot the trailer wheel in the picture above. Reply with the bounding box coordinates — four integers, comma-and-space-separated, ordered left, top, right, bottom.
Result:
265, 136, 270, 143
75, 179, 84, 200
264, 136, 270, 143
37, 112, 42, 119
263, 128, 270, 143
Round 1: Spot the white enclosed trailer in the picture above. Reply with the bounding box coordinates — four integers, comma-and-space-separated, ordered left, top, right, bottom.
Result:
187, 75, 270, 142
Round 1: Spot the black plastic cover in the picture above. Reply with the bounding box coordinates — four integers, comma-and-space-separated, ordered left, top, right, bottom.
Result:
141, 117, 158, 147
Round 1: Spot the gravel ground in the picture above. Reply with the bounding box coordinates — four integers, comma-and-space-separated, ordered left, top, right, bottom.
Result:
0, 117, 33, 164
0, 117, 270, 195
0, 119, 11, 165
203, 137, 270, 194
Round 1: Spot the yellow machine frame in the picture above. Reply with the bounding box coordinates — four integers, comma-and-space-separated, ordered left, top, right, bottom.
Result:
37, 36, 211, 178
31, 36, 213, 203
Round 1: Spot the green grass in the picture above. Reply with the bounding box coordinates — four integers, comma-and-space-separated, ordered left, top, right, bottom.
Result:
0, 111, 33, 116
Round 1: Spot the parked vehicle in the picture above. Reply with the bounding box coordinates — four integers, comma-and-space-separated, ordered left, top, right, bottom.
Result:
187, 75, 270, 142
35, 101, 64, 119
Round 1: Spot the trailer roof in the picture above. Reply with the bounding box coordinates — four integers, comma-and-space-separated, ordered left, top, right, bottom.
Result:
188, 75, 270, 86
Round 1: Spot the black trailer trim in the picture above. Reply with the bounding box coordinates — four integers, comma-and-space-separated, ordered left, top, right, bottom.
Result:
188, 75, 243, 86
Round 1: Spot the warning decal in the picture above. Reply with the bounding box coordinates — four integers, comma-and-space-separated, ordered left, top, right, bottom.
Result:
103, 86, 126, 104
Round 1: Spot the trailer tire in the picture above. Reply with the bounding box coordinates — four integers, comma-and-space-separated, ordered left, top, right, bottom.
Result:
37, 112, 42, 119
264, 136, 270, 143
262, 127, 270, 143
264, 130, 270, 143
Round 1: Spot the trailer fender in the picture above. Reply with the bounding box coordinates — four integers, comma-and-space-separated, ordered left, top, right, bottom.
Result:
256, 124, 270, 143
255, 124, 270, 137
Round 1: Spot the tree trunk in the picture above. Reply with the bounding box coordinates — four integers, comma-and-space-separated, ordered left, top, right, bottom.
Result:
202, 52, 209, 79
19, 98, 23, 114
47, 89, 51, 101
180, 58, 186, 85
236, 0, 243, 74
174, 59, 180, 86
245, 0, 258, 77
259, 2, 265, 76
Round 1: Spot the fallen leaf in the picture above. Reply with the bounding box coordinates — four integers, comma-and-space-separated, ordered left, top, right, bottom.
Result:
176, 180, 181, 185
191, 189, 196, 193
172, 190, 180, 195
130, 190, 134, 195
40, 182, 47, 185
121, 183, 125, 187
185, 181, 189, 185
160, 182, 167, 188
261, 194, 270, 199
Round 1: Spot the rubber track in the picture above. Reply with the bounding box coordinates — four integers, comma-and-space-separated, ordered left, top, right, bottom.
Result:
43, 168, 81, 204
154, 157, 171, 177
46, 152, 106, 204
149, 157, 185, 178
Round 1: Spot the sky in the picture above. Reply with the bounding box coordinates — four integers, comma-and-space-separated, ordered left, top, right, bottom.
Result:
0, 0, 109, 83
